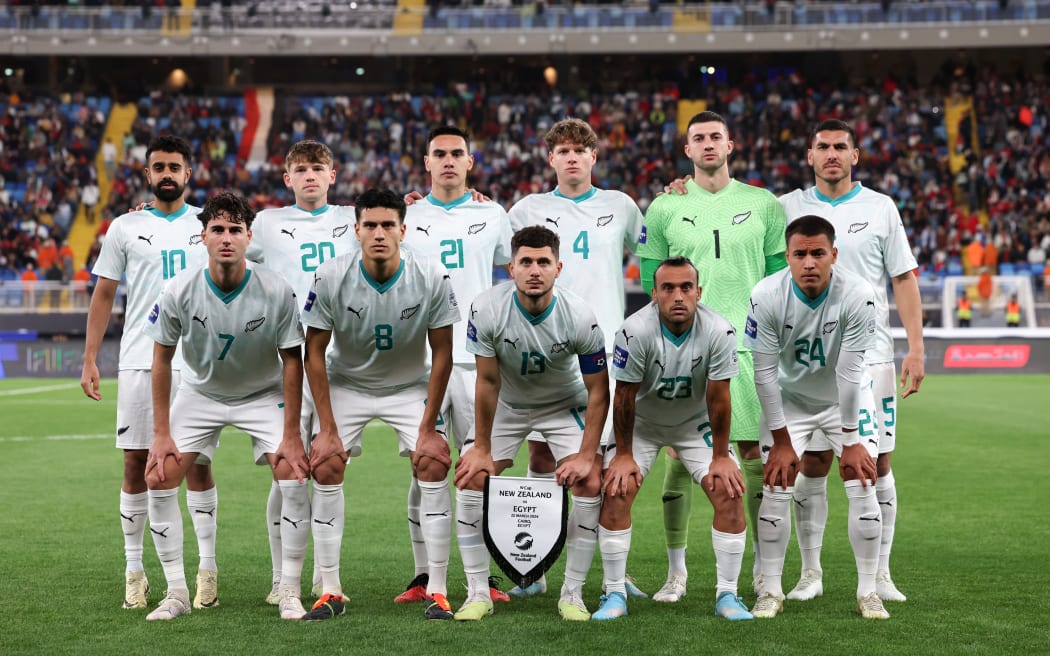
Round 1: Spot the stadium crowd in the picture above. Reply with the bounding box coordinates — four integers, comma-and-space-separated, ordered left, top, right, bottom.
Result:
2, 64, 1050, 291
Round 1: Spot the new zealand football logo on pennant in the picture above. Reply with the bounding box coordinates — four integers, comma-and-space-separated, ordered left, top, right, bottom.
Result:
483, 476, 567, 588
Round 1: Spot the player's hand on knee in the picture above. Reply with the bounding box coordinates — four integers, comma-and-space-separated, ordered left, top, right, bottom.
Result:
413, 428, 452, 470
603, 454, 641, 498
555, 453, 593, 488
707, 455, 745, 498
146, 435, 182, 484
763, 442, 798, 491
839, 443, 877, 486
454, 449, 494, 489
274, 436, 310, 483
309, 430, 347, 472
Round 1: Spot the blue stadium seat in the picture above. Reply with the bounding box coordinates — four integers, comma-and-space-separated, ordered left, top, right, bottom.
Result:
999, 262, 1016, 276
947, 258, 964, 276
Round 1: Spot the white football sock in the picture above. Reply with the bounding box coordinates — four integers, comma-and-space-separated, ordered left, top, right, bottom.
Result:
845, 479, 880, 598
407, 477, 427, 577
148, 487, 186, 592
186, 487, 218, 572
793, 473, 828, 573
120, 490, 148, 573
418, 479, 451, 596
711, 528, 746, 598
562, 495, 601, 595
278, 480, 310, 595
876, 470, 897, 573
757, 487, 793, 598
527, 469, 556, 480
266, 480, 282, 582
667, 546, 688, 579
311, 482, 345, 598
599, 525, 631, 596
455, 489, 490, 598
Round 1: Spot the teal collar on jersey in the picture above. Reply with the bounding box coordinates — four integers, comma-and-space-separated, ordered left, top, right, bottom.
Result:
293, 204, 330, 216
790, 275, 831, 309
513, 292, 557, 325
145, 204, 191, 222
553, 187, 597, 204
813, 182, 862, 207
360, 258, 404, 294
205, 268, 252, 304
426, 192, 471, 210
661, 320, 693, 347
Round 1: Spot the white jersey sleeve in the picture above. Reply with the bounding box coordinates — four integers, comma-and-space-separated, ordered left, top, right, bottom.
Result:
145, 265, 304, 403
92, 205, 207, 370
403, 194, 511, 363
508, 188, 641, 351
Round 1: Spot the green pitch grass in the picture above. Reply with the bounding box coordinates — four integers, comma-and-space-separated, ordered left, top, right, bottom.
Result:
0, 376, 1047, 655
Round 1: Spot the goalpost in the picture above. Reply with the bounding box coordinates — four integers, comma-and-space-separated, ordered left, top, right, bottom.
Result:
940, 275, 1038, 329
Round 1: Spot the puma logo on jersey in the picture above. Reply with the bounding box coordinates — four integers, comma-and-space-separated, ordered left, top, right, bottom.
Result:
416, 225, 431, 236
137, 235, 154, 245
245, 317, 266, 332
188, 234, 203, 246
503, 337, 519, 348
400, 304, 421, 320
280, 228, 296, 239
749, 298, 758, 313
866, 300, 875, 306
822, 321, 838, 335
332, 225, 348, 238
732, 211, 752, 225
654, 358, 665, 373
468, 223, 486, 234
590, 323, 599, 332
849, 222, 869, 233
596, 214, 613, 227
681, 217, 696, 226
545, 217, 560, 227
469, 304, 478, 320
785, 323, 794, 330
620, 329, 633, 345
551, 341, 569, 354
346, 305, 362, 318
192, 315, 207, 328
691, 356, 703, 369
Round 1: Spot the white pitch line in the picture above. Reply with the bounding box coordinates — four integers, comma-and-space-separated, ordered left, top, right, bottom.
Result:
0, 382, 84, 397
0, 433, 110, 443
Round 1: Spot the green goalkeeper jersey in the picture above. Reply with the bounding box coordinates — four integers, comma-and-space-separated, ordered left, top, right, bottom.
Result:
638, 178, 787, 349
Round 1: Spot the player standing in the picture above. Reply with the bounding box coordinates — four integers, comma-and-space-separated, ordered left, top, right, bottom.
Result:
638, 111, 787, 601
453, 226, 610, 621
394, 126, 514, 604
247, 140, 359, 604
506, 118, 645, 598
594, 257, 752, 622
779, 120, 924, 602
81, 135, 221, 611
745, 215, 886, 620
302, 188, 460, 621
142, 192, 309, 621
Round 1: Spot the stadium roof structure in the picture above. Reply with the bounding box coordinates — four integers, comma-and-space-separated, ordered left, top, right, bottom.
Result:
4, 1, 1050, 56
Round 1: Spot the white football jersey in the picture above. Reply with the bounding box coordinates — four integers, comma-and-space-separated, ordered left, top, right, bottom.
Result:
301, 252, 460, 393
612, 302, 738, 427
146, 264, 305, 403
779, 184, 917, 364
403, 193, 512, 364
466, 282, 607, 409
508, 188, 644, 351
92, 205, 208, 370
744, 267, 877, 410
246, 204, 359, 305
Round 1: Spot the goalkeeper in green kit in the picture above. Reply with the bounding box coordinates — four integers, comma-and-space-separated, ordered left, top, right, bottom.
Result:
637, 111, 786, 602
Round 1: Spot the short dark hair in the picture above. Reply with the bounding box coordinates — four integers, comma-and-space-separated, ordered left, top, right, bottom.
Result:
354, 188, 406, 223
785, 215, 836, 245
198, 191, 255, 229
687, 111, 730, 134
511, 225, 560, 258
654, 256, 698, 285
811, 119, 857, 148
427, 125, 471, 151
146, 135, 193, 166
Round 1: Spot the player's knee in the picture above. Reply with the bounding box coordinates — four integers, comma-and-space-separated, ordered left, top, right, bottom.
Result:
464, 471, 488, 492
185, 463, 214, 490
876, 452, 892, 477
413, 456, 449, 482
801, 450, 833, 476
312, 460, 345, 486
527, 442, 557, 473
123, 450, 148, 483
599, 491, 634, 524
709, 487, 745, 527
